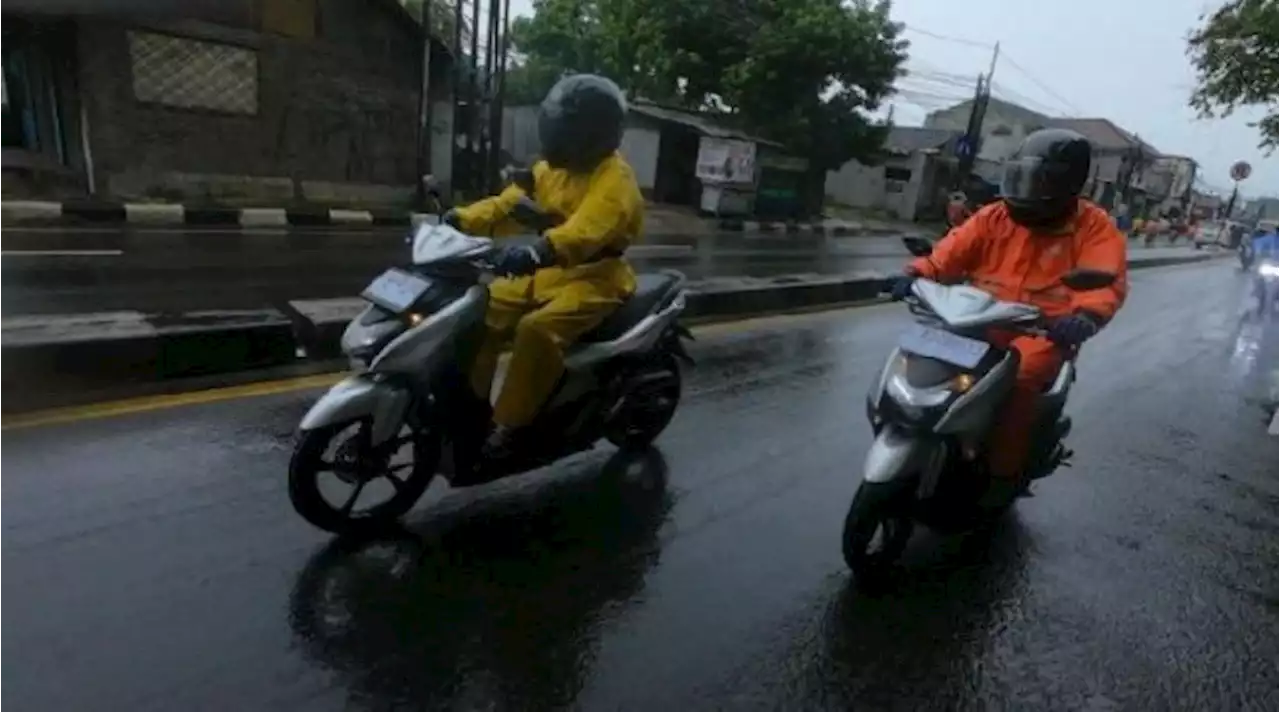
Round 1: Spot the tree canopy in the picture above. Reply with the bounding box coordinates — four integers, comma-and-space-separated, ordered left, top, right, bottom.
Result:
1186, 0, 1278, 152
505, 0, 908, 172
399, 0, 468, 49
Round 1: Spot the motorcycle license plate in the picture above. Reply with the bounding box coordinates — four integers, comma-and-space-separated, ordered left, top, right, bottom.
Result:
899, 324, 989, 369
361, 268, 433, 313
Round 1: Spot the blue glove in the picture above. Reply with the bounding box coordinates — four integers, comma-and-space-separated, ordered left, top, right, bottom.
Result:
491, 239, 555, 277
885, 274, 916, 301
1047, 312, 1101, 348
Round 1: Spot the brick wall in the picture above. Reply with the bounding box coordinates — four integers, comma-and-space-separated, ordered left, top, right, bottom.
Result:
75, 0, 448, 204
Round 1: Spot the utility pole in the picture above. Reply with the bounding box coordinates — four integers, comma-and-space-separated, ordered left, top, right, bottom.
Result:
468, 0, 481, 194
415, 0, 433, 208
451, 0, 464, 201
1117, 135, 1144, 211
485, 0, 511, 193
985, 40, 1000, 86
953, 41, 999, 191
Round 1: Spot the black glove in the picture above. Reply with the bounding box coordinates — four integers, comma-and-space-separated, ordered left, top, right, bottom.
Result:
491, 238, 556, 278
1047, 312, 1101, 348
441, 208, 463, 230
885, 274, 916, 301
511, 196, 565, 233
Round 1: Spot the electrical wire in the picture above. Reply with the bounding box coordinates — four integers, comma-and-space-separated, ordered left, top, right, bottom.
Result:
900, 24, 993, 50
901, 23, 1085, 118
996, 52, 1083, 115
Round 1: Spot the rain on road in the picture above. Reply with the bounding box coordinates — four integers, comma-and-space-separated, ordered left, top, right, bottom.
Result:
0, 225, 916, 316
2, 261, 1275, 711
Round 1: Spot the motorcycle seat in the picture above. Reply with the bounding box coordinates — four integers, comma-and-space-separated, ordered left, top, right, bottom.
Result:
580, 271, 683, 342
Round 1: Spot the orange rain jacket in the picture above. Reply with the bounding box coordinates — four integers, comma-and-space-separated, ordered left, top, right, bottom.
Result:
909, 200, 1128, 321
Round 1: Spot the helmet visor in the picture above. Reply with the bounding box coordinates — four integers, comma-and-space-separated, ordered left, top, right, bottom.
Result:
1000, 157, 1052, 201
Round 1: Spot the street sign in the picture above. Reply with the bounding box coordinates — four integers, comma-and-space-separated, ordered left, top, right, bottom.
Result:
954, 136, 974, 159
1230, 161, 1252, 181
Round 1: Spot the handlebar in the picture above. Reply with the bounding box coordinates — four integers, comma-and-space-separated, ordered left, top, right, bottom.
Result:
897, 291, 1048, 335
894, 291, 1083, 358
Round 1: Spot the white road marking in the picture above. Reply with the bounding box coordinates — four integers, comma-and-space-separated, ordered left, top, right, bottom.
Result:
1, 249, 124, 257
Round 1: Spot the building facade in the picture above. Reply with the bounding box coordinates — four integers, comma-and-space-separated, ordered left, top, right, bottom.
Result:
3, 0, 453, 205
824, 127, 961, 223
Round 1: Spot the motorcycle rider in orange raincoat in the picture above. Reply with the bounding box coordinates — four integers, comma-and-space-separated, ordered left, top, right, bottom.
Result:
887, 128, 1129, 510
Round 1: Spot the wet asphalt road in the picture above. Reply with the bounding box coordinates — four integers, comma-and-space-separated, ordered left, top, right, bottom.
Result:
0, 225, 915, 317
3, 262, 1276, 711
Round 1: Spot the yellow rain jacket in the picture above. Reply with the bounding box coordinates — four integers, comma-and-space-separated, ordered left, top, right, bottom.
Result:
453, 152, 642, 302
453, 151, 644, 428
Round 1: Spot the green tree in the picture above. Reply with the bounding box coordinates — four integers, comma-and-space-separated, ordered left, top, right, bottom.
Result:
399, 0, 469, 47
1186, 0, 1278, 151
506, 0, 908, 174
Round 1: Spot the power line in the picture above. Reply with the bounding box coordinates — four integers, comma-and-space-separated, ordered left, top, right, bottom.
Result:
900, 24, 994, 50
997, 51, 1083, 115
988, 81, 1068, 117
902, 23, 1085, 118
894, 89, 974, 105
904, 69, 980, 88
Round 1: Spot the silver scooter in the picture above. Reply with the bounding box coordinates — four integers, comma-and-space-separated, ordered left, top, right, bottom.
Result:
843, 239, 1115, 577
289, 222, 693, 535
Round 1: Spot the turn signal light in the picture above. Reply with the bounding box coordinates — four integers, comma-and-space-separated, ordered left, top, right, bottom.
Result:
950, 373, 975, 393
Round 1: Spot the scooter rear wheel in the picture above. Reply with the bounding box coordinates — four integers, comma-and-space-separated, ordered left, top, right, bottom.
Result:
841, 481, 914, 579
606, 354, 683, 451
289, 420, 441, 535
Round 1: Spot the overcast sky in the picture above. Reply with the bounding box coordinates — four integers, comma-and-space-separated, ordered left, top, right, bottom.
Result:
505, 0, 1276, 198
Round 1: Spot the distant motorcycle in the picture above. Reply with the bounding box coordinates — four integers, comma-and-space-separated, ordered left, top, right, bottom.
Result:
842, 237, 1116, 578
1252, 260, 1278, 316
289, 221, 693, 535
1239, 241, 1255, 270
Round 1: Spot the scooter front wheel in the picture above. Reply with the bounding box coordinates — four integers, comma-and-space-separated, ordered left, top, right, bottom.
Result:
288, 420, 440, 535
841, 481, 914, 579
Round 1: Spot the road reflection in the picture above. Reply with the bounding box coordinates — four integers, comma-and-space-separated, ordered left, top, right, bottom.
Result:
288, 448, 672, 711
1226, 292, 1278, 412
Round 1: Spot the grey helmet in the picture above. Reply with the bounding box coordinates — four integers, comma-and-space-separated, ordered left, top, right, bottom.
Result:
538, 74, 627, 172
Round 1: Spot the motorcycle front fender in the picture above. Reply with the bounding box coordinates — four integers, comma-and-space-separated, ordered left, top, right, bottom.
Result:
298, 375, 411, 446
862, 426, 940, 484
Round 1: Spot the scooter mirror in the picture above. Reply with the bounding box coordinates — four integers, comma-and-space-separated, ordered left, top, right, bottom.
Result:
1059, 268, 1116, 291
902, 235, 933, 257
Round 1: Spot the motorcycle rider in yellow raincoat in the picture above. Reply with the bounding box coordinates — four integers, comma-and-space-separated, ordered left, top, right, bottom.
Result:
444, 74, 643, 459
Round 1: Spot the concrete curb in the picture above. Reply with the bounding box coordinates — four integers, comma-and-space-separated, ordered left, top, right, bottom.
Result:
717, 217, 935, 239
4, 199, 912, 238
0, 253, 1226, 414
2, 200, 438, 228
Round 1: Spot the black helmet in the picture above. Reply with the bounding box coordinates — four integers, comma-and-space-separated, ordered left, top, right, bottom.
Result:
1000, 128, 1092, 229
538, 74, 626, 172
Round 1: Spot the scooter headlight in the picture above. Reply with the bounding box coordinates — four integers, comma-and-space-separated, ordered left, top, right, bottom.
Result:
950, 372, 975, 394
887, 373, 953, 409
342, 319, 408, 360
1258, 263, 1280, 277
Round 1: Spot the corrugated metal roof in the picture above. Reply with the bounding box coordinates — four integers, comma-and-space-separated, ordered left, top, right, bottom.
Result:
885, 126, 959, 154
1045, 117, 1161, 156
629, 102, 783, 146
